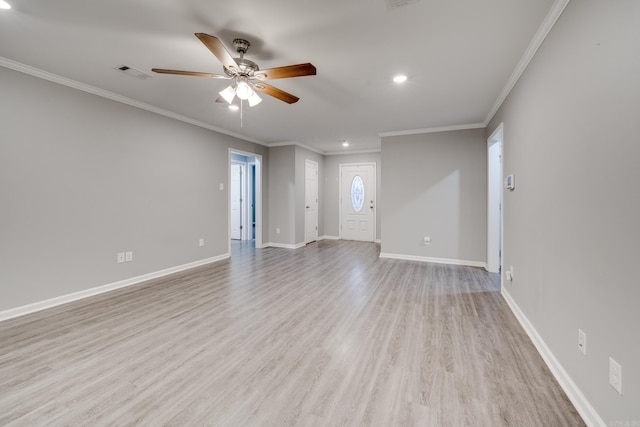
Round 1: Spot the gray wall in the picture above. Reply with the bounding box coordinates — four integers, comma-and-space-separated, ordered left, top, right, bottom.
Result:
487, 0, 639, 421
267, 145, 325, 246
323, 152, 382, 240
295, 147, 324, 243
0, 66, 268, 311
380, 129, 487, 263
267, 145, 296, 245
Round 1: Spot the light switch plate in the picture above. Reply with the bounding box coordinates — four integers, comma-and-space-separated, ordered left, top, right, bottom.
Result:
609, 357, 622, 395
578, 329, 586, 355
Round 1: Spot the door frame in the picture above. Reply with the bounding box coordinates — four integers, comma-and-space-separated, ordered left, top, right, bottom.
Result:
305, 159, 319, 244
487, 123, 504, 276
338, 162, 377, 242
228, 149, 263, 252
230, 161, 246, 241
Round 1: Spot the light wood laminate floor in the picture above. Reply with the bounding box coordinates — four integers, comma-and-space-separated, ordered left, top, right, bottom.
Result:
0, 240, 584, 426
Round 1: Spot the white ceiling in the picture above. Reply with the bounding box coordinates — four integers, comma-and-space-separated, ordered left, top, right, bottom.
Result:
0, 0, 557, 153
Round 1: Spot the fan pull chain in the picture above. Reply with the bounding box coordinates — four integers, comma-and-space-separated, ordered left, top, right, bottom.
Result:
240, 99, 244, 128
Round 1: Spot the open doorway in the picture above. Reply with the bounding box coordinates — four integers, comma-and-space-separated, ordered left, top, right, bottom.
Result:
487, 124, 503, 275
229, 149, 262, 253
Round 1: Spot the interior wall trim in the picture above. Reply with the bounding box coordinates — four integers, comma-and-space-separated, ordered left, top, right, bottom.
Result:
318, 235, 339, 241
0, 57, 264, 146
265, 242, 306, 249
483, 0, 571, 125
379, 252, 486, 268
268, 141, 325, 155
0, 254, 230, 322
378, 123, 485, 138
324, 149, 382, 156
501, 288, 605, 427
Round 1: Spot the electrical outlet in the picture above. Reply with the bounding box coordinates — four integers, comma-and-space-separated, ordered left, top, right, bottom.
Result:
125, 251, 133, 262
117, 252, 125, 263
219, 183, 224, 191
423, 236, 431, 245
609, 357, 622, 395
578, 329, 586, 355
276, 227, 280, 234
199, 238, 205, 247
505, 266, 514, 281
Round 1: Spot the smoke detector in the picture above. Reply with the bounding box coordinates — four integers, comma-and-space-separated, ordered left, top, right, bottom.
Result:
386, 0, 420, 9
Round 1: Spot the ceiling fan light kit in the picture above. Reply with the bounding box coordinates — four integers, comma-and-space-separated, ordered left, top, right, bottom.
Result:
152, 33, 316, 111
219, 85, 237, 104
248, 90, 262, 107
235, 79, 251, 100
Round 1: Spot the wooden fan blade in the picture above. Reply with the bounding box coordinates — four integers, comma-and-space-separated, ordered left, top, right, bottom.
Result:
255, 63, 316, 81
195, 33, 239, 71
152, 68, 229, 79
253, 83, 299, 104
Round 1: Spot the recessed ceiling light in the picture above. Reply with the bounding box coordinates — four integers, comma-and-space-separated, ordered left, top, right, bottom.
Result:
0, 0, 11, 9
228, 105, 239, 111
341, 140, 349, 147
393, 74, 407, 83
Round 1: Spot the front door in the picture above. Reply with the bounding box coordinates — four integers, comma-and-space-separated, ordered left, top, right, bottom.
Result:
340, 163, 375, 242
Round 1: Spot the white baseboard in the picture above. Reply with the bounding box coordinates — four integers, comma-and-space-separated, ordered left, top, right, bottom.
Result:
500, 288, 605, 427
318, 236, 378, 243
0, 254, 230, 322
264, 242, 305, 249
319, 235, 339, 241
378, 252, 486, 268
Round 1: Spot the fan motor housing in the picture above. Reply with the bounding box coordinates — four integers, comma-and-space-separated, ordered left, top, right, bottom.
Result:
233, 38, 250, 54
224, 57, 260, 77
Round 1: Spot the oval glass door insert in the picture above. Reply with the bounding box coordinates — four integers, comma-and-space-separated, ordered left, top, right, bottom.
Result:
351, 175, 365, 212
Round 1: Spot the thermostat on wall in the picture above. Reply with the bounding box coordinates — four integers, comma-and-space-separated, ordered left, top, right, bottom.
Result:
505, 174, 515, 190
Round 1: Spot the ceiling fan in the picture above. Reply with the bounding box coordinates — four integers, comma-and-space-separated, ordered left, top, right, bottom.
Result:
152, 33, 316, 106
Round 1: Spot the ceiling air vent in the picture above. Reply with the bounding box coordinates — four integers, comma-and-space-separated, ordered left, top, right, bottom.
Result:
116, 65, 152, 80
386, 0, 420, 9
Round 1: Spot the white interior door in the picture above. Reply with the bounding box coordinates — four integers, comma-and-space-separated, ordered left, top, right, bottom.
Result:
230, 162, 244, 240
340, 163, 375, 242
487, 125, 503, 273
305, 160, 319, 244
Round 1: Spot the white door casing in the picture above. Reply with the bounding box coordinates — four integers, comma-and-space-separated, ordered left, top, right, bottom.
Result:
230, 162, 245, 240
340, 163, 375, 242
305, 160, 319, 244
487, 124, 503, 274
228, 149, 263, 251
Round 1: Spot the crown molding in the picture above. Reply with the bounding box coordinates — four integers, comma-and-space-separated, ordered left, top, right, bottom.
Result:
483, 0, 571, 125
269, 141, 382, 156
0, 57, 266, 146
379, 123, 485, 138
324, 148, 381, 156
267, 141, 325, 155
